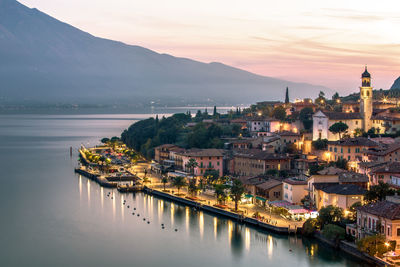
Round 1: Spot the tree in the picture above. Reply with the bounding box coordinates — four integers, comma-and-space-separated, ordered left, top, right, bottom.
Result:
349, 201, 362, 221
312, 138, 328, 150
333, 158, 348, 170
329, 122, 349, 139
365, 181, 395, 203
214, 184, 228, 205
185, 158, 199, 177
230, 179, 245, 211
315, 91, 326, 105
188, 179, 199, 196
357, 235, 394, 257
161, 176, 168, 191
213, 106, 218, 117
101, 137, 110, 144
354, 128, 364, 137
265, 169, 278, 177
203, 169, 219, 184
322, 224, 345, 241
302, 218, 319, 236
271, 106, 286, 121
285, 87, 289, 104
318, 205, 343, 228
332, 92, 340, 101
299, 107, 314, 130
172, 176, 187, 195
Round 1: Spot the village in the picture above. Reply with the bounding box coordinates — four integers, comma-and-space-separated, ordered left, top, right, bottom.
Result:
76, 67, 400, 266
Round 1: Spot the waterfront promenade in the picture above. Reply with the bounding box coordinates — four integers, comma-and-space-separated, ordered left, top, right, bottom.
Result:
130, 163, 304, 230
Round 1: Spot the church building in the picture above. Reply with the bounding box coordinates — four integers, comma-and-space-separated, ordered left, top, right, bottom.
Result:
313, 67, 384, 141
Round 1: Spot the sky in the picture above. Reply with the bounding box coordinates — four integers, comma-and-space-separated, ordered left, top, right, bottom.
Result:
20, 0, 400, 95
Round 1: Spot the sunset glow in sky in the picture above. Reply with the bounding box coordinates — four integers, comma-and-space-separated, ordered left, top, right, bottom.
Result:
21, 0, 400, 94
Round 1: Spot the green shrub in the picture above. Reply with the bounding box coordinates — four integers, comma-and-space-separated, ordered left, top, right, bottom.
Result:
321, 224, 345, 240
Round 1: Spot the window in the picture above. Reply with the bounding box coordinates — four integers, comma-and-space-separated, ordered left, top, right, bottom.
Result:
348, 156, 350, 160
217, 161, 220, 166
356, 120, 358, 125
397, 228, 400, 237
330, 147, 332, 152
341, 148, 343, 153
348, 148, 351, 153
334, 147, 337, 152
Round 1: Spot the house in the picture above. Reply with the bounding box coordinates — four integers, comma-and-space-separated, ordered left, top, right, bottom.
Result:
291, 100, 317, 113
230, 118, 247, 130
338, 172, 369, 189
354, 198, 400, 252
255, 179, 283, 203
371, 162, 400, 186
365, 142, 400, 162
282, 177, 308, 204
230, 139, 253, 150
175, 149, 224, 177
278, 131, 301, 147
307, 166, 368, 209
327, 137, 379, 170
261, 136, 282, 153
231, 150, 290, 176
312, 110, 363, 141
154, 144, 180, 164
246, 117, 281, 134
293, 157, 318, 175
313, 183, 365, 210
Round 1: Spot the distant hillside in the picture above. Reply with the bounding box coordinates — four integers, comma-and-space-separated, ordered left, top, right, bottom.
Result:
0, 0, 332, 105
391, 77, 400, 90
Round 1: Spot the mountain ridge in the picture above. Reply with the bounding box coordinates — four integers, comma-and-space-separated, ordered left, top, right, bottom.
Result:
0, 0, 332, 105
391, 77, 400, 90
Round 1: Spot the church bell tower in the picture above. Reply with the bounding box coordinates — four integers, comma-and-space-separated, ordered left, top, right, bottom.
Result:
360, 66, 373, 131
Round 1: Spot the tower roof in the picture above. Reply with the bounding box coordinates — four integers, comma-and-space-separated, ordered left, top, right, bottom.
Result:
362, 66, 371, 78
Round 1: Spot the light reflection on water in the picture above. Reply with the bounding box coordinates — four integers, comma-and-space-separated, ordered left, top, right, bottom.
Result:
0, 114, 370, 267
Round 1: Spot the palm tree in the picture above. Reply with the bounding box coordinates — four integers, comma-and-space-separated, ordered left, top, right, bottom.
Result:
161, 176, 168, 191
188, 179, 199, 196
185, 158, 198, 177
172, 176, 187, 195
214, 184, 227, 205
230, 179, 245, 211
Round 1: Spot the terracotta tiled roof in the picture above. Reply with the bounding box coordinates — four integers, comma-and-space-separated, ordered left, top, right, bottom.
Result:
338, 172, 369, 183
323, 111, 361, 120
317, 166, 348, 175
154, 144, 179, 150
180, 148, 224, 157
328, 137, 378, 147
357, 200, 400, 220
317, 183, 366, 195
278, 131, 300, 137
256, 179, 282, 190
367, 142, 400, 156
373, 162, 400, 174
233, 149, 289, 160
283, 177, 308, 185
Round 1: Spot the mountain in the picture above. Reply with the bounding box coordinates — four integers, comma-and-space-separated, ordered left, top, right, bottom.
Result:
0, 0, 332, 106
390, 77, 400, 90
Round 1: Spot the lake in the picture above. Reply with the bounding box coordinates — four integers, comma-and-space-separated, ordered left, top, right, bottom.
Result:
0, 114, 369, 266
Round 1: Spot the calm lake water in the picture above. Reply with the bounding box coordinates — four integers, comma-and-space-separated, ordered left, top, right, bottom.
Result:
0, 114, 369, 267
